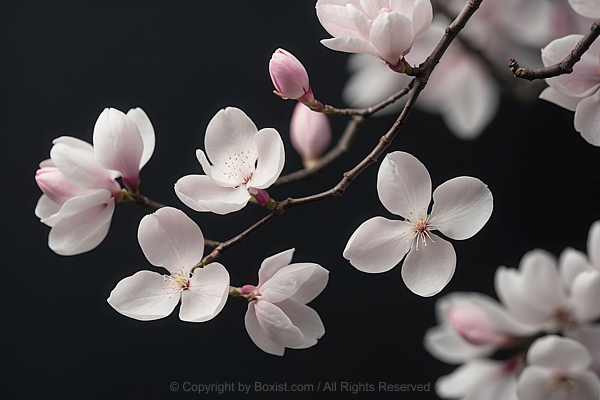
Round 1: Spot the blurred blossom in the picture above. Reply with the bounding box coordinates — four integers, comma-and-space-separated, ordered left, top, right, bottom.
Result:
289, 102, 332, 168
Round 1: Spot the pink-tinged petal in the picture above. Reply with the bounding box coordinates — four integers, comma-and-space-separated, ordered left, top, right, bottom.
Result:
377, 151, 432, 219
269, 49, 310, 99
180, 262, 230, 322
528, 335, 592, 371
359, 0, 388, 17
36, 167, 93, 205
290, 265, 329, 304
424, 325, 495, 364
430, 176, 493, 240
346, 4, 372, 41
289, 102, 332, 162
321, 37, 381, 59
258, 248, 296, 287
316, 3, 364, 40
575, 90, 600, 146
277, 298, 325, 349
126, 108, 155, 170
50, 137, 120, 194
343, 216, 413, 273
35, 195, 61, 223
370, 12, 414, 65
253, 300, 305, 348
93, 108, 144, 190
260, 263, 317, 303
589, 221, 600, 270
569, 0, 600, 19
204, 107, 258, 168
248, 128, 285, 189
47, 191, 115, 256
137, 207, 204, 271
410, 0, 433, 39
571, 270, 600, 323
245, 302, 285, 356
559, 247, 593, 289
107, 270, 179, 321
174, 175, 251, 215
539, 87, 581, 112
401, 234, 456, 297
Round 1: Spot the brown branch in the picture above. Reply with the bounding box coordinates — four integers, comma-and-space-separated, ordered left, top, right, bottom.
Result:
509, 19, 600, 81
126, 191, 165, 211
199, 0, 484, 266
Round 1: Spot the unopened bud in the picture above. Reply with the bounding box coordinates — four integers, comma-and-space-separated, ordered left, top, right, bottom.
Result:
35, 167, 92, 205
290, 102, 331, 168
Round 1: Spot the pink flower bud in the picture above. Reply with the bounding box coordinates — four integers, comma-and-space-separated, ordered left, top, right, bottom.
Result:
290, 102, 331, 168
241, 285, 259, 296
448, 304, 509, 347
35, 167, 93, 205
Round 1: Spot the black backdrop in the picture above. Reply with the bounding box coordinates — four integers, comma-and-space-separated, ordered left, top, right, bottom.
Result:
4, 1, 600, 399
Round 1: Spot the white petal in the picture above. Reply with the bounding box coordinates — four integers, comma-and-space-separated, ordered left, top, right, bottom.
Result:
410, 0, 433, 39
290, 265, 329, 304
527, 335, 592, 371
195, 149, 233, 187
346, 4, 372, 41
401, 234, 456, 297
180, 262, 230, 322
588, 221, 600, 271
127, 108, 156, 170
316, 3, 364, 39
137, 207, 204, 271
343, 216, 412, 273
277, 298, 325, 349
575, 90, 600, 146
495, 265, 550, 325
174, 174, 251, 215
204, 107, 258, 167
539, 87, 581, 112
35, 194, 61, 223
254, 300, 305, 348
559, 247, 593, 289
107, 270, 179, 321
571, 270, 600, 323
248, 128, 285, 189
566, 324, 600, 372
321, 37, 381, 59
424, 325, 494, 364
430, 176, 493, 240
245, 302, 285, 356
93, 108, 144, 183
436, 359, 506, 398
47, 191, 115, 256
569, 0, 600, 19
260, 263, 317, 303
370, 12, 414, 65
377, 151, 432, 219
515, 366, 555, 400
258, 249, 296, 287
519, 367, 600, 400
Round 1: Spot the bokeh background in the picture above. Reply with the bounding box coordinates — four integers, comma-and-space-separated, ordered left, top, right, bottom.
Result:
3, 1, 599, 398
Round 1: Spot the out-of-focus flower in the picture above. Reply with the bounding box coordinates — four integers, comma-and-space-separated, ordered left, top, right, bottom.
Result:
316, 0, 433, 71
569, 0, 600, 19
175, 107, 285, 214
242, 249, 328, 356
517, 335, 600, 400
343, 151, 493, 297
107, 207, 230, 322
269, 49, 324, 111
539, 35, 600, 146
289, 102, 332, 168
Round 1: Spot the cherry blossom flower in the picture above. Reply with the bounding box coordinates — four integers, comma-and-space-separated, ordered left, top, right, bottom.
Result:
34, 108, 155, 255
343, 151, 493, 296
289, 102, 331, 168
517, 335, 600, 400
315, 0, 433, 71
269, 49, 324, 111
539, 34, 600, 146
242, 249, 328, 356
175, 107, 285, 214
107, 207, 229, 322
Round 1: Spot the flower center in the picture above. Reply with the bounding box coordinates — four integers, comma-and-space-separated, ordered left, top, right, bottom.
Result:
550, 306, 572, 328
221, 150, 254, 185
380, 7, 391, 14
163, 267, 191, 298
402, 215, 438, 250
550, 375, 576, 397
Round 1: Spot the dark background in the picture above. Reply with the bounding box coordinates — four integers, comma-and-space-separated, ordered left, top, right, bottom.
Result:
3, 1, 599, 399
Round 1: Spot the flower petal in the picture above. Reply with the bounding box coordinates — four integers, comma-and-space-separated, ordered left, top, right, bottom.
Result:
204, 107, 258, 167
346, 4, 372, 41
424, 325, 494, 364
560, 247, 592, 289
377, 151, 432, 219
126, 108, 155, 170
245, 302, 285, 356
47, 190, 115, 256
277, 298, 325, 349
290, 265, 329, 304
175, 174, 251, 215
137, 207, 204, 271
107, 270, 179, 321
370, 11, 414, 65
260, 263, 317, 303
321, 37, 381, 59
527, 335, 592, 371
539, 87, 581, 112
430, 176, 493, 240
575, 90, 600, 146
343, 216, 412, 273
316, 2, 364, 40
569, 0, 600, 19
248, 128, 285, 189
35, 195, 61, 223
258, 248, 296, 287
401, 234, 456, 297
589, 221, 600, 270
253, 300, 305, 348
571, 270, 600, 323
180, 262, 230, 322
515, 366, 555, 400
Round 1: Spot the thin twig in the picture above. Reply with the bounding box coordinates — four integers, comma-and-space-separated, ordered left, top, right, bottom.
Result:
199, 0, 484, 266
509, 19, 600, 81
126, 192, 165, 211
